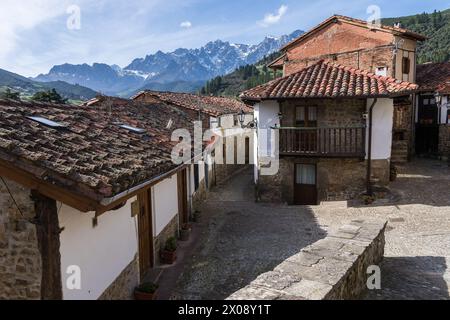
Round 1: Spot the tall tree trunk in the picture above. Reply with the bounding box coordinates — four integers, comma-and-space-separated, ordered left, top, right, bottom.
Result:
32, 191, 63, 300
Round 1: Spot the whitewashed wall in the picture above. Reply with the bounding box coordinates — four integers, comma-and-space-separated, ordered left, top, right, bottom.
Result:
366, 98, 394, 160
153, 174, 179, 236
59, 198, 138, 300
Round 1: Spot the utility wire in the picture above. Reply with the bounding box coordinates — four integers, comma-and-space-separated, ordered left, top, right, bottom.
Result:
1, 176, 25, 217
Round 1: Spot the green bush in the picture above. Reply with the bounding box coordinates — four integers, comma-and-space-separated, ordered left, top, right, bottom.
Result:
165, 237, 177, 252
136, 282, 158, 293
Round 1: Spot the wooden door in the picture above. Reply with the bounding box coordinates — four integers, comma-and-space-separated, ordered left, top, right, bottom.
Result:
177, 169, 189, 226
294, 164, 317, 205
295, 106, 318, 153
416, 96, 439, 155
137, 189, 154, 279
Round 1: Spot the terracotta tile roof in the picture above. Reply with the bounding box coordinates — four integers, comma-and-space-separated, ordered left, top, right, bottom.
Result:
0, 98, 197, 201
240, 60, 418, 101
282, 14, 426, 51
417, 62, 450, 95
132, 91, 252, 116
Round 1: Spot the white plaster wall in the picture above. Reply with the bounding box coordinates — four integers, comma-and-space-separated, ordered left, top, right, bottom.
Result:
256, 101, 280, 158
153, 174, 179, 236
59, 198, 138, 300
366, 98, 394, 160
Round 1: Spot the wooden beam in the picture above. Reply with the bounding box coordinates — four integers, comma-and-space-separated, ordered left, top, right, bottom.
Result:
32, 190, 63, 300
0, 159, 99, 212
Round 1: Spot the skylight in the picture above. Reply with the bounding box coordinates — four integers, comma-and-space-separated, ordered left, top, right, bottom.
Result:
119, 124, 146, 134
27, 116, 67, 128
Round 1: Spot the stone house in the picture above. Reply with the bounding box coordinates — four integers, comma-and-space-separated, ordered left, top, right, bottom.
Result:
0, 97, 208, 300
268, 15, 426, 162
240, 60, 418, 204
415, 62, 450, 158
132, 91, 254, 187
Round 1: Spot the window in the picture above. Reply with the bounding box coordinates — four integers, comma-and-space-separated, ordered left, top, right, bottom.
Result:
27, 116, 67, 128
375, 67, 388, 77
296, 106, 317, 127
402, 57, 410, 75
295, 164, 316, 185
119, 124, 146, 134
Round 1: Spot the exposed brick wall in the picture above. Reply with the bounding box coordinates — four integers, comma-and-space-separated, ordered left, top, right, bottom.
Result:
0, 178, 42, 300
283, 21, 397, 77
98, 255, 139, 300
285, 46, 395, 77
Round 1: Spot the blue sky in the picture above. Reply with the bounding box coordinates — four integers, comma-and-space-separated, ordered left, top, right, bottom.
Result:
1, 0, 449, 77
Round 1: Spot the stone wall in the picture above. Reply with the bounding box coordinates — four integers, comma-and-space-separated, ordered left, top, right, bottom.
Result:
98, 255, 139, 300
439, 125, 450, 159
0, 177, 42, 300
258, 158, 389, 204
280, 99, 366, 128
391, 98, 413, 163
154, 214, 179, 266
227, 219, 387, 300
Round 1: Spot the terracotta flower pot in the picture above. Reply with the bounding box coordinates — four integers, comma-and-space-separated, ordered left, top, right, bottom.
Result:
134, 289, 157, 300
160, 250, 177, 264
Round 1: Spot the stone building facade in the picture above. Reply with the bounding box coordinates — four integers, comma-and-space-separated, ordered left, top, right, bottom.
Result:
0, 178, 42, 300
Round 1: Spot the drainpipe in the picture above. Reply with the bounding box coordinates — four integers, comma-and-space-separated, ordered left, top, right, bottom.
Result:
366, 98, 378, 196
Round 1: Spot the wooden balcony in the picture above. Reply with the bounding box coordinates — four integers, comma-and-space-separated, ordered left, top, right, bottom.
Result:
278, 126, 366, 158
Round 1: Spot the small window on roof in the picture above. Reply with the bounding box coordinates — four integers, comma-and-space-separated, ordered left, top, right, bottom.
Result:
119, 124, 146, 134
27, 116, 67, 128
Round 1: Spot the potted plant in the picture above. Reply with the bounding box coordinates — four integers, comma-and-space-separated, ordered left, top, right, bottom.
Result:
160, 237, 177, 264
192, 210, 201, 223
180, 223, 192, 241
134, 282, 158, 300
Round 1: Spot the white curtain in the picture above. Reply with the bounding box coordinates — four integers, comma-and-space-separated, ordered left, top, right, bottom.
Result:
296, 164, 316, 185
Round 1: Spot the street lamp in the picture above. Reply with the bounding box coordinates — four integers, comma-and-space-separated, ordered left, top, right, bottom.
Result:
238, 109, 246, 127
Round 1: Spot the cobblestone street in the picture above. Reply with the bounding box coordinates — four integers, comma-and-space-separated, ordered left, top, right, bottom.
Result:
172, 159, 450, 300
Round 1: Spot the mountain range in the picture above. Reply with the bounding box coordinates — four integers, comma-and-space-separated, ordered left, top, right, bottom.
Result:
0, 68, 98, 101
33, 30, 303, 96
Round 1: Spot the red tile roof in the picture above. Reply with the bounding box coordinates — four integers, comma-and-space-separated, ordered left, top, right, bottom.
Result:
240, 60, 418, 101
282, 14, 426, 51
417, 62, 450, 95
0, 98, 197, 201
132, 91, 252, 116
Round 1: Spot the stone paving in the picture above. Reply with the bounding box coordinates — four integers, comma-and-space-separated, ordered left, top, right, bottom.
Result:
172, 159, 450, 300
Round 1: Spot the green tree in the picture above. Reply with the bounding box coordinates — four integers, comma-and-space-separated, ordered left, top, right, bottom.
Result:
1, 88, 21, 100
32, 88, 67, 104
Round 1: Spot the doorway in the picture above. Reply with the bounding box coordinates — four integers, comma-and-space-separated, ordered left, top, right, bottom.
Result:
416, 95, 439, 155
294, 163, 318, 205
137, 189, 154, 280
177, 168, 189, 226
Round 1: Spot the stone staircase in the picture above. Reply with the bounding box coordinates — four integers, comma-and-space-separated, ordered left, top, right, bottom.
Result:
391, 141, 408, 164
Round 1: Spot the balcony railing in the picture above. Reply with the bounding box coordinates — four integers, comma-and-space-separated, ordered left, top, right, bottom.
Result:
278, 126, 366, 157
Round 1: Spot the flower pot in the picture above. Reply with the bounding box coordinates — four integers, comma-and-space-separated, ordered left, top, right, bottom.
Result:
134, 289, 157, 300
160, 250, 177, 264
180, 227, 191, 241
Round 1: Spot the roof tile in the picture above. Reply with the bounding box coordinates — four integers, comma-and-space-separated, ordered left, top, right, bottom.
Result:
240, 60, 418, 101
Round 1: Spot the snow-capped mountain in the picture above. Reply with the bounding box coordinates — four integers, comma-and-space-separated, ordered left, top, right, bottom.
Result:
34, 30, 303, 96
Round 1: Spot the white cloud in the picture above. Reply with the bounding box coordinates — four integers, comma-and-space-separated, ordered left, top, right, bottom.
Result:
180, 21, 192, 28
258, 5, 288, 27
